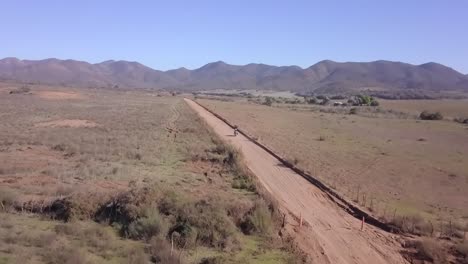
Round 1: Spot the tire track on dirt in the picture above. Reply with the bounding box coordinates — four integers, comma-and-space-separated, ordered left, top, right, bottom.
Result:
165, 101, 181, 139
185, 98, 408, 264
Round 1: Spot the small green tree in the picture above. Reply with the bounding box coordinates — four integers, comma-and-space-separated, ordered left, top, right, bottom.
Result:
356, 95, 372, 105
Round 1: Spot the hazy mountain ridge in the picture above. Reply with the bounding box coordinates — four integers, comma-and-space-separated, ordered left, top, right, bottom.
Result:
1, 57, 467, 94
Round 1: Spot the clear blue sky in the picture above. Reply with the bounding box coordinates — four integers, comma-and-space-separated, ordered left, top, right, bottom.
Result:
1, 0, 467, 73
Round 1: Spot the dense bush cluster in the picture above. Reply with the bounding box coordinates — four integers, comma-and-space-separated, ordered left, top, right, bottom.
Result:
347, 95, 379, 106
420, 111, 443, 120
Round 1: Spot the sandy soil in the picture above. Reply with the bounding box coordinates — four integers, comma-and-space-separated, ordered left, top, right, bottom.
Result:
35, 119, 98, 128
35, 90, 84, 100
185, 98, 408, 264
0, 146, 127, 203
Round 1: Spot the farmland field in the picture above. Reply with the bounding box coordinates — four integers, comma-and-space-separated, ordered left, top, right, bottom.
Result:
198, 98, 468, 223
0, 83, 293, 264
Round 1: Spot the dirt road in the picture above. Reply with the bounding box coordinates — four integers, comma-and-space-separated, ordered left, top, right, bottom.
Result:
185, 98, 408, 264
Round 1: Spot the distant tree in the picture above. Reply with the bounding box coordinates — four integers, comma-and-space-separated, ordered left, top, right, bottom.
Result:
356, 95, 372, 105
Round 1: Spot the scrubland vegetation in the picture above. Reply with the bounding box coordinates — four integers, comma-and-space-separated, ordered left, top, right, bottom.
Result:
0, 84, 296, 264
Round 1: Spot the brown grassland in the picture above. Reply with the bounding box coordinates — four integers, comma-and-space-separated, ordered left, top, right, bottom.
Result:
198, 98, 468, 225
380, 99, 468, 120
0, 83, 295, 264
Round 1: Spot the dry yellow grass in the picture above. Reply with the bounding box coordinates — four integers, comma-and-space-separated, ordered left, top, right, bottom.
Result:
199, 98, 468, 221
380, 99, 468, 119
0, 84, 293, 264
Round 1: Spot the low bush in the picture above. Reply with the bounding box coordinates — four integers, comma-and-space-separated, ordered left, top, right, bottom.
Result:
262, 97, 273, 106
240, 199, 272, 235
199, 256, 226, 264
415, 238, 447, 264
158, 190, 238, 249
9, 86, 31, 95
0, 187, 18, 211
306, 97, 318, 104
420, 111, 443, 120
148, 236, 181, 264
389, 214, 433, 236
128, 207, 168, 241
454, 117, 468, 124
45, 192, 109, 221
232, 178, 255, 191
456, 242, 468, 262
126, 246, 149, 264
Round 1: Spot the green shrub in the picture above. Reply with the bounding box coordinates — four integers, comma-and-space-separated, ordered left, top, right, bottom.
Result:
232, 178, 255, 191
181, 202, 237, 248
241, 200, 272, 235
349, 108, 357, 115
128, 207, 168, 241
420, 111, 443, 120
158, 192, 238, 249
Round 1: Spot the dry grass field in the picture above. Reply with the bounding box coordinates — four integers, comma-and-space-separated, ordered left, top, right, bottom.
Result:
380, 99, 468, 120
198, 98, 468, 225
0, 83, 294, 264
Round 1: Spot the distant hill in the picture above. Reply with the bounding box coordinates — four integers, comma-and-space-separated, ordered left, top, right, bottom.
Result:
1, 57, 467, 95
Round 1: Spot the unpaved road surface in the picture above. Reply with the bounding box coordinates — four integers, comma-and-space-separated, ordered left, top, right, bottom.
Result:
185, 98, 408, 264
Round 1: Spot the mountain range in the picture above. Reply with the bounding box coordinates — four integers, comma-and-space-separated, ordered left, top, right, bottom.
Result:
1, 57, 467, 94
